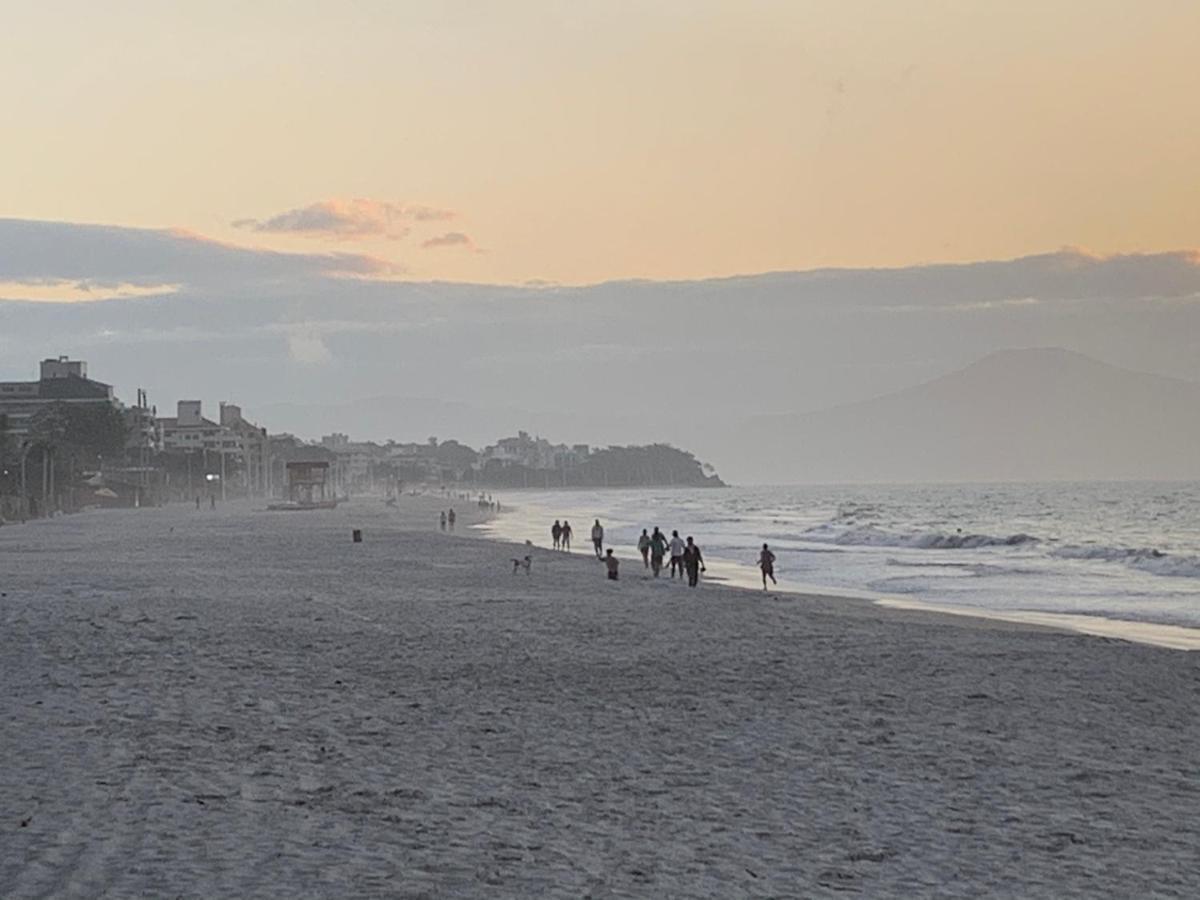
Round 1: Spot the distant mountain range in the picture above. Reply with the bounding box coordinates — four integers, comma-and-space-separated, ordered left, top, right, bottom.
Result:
721, 348, 1200, 484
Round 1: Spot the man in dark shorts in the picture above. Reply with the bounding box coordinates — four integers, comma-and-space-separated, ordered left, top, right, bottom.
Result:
682, 536, 705, 588
668, 530, 686, 579
758, 543, 777, 590
552, 520, 562, 549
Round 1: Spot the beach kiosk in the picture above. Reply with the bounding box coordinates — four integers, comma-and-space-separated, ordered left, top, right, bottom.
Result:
271, 460, 337, 510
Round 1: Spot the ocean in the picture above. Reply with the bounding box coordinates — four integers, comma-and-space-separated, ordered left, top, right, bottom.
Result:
479, 481, 1200, 629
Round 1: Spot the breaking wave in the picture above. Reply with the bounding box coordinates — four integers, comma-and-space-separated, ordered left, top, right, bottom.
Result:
1052, 545, 1200, 579
803, 524, 1040, 550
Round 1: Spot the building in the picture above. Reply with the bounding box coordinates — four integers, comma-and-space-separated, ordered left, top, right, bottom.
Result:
321, 433, 388, 493
158, 400, 271, 496
479, 431, 590, 471
221, 403, 271, 495
0, 357, 119, 440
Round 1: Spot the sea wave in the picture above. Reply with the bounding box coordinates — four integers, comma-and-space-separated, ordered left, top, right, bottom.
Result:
804, 524, 1039, 550
1052, 545, 1200, 578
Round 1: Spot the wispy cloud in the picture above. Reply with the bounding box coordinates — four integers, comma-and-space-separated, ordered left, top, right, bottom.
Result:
0, 278, 180, 303
421, 231, 478, 251
233, 199, 455, 241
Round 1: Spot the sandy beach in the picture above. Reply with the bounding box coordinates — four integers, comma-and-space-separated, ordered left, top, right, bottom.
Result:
1, 496, 1197, 898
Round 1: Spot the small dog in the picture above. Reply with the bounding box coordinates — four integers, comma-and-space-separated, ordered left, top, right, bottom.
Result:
511, 555, 532, 575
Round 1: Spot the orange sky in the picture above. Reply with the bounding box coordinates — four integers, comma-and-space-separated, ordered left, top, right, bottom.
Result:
2, 0, 1198, 285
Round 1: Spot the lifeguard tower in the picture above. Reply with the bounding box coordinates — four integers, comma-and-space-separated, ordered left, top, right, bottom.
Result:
270, 460, 337, 509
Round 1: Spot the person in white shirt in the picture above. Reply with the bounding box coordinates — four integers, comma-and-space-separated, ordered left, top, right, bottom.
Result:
668, 530, 687, 579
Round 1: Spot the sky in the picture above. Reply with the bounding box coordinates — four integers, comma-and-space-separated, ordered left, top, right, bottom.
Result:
3, 1, 1200, 481
2, 0, 1199, 285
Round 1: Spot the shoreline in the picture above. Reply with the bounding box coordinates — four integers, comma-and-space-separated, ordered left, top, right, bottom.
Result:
476, 498, 1200, 652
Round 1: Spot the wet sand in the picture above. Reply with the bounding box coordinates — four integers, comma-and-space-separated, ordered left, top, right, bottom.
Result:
1, 497, 1197, 897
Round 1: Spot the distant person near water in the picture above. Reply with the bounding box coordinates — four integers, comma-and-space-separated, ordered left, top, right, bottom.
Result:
440, 511, 447, 531
552, 520, 562, 549
668, 530, 686, 579
561, 520, 573, 551
649, 527, 668, 577
683, 536, 705, 587
448, 508, 456, 532
758, 543, 777, 589
592, 520, 605, 559
637, 529, 651, 568
605, 549, 619, 581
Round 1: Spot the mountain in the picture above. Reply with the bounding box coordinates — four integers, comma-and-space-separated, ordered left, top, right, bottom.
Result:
723, 348, 1200, 484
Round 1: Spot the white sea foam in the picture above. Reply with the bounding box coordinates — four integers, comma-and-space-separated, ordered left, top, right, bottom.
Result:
1053, 544, 1200, 578
805, 523, 1039, 550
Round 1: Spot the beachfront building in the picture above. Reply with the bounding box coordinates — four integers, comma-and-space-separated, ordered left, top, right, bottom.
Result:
0, 357, 120, 441
158, 400, 270, 496
479, 432, 591, 471
221, 403, 271, 496
321, 433, 390, 493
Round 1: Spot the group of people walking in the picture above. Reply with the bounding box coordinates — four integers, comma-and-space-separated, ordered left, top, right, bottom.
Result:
636, 527, 706, 586
547, 518, 779, 591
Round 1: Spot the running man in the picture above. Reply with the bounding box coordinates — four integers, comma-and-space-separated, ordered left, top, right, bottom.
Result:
668, 530, 686, 579
682, 536, 706, 588
758, 543, 777, 589
591, 519, 605, 559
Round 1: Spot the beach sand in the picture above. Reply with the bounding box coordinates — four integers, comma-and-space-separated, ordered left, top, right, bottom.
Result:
1, 496, 1197, 897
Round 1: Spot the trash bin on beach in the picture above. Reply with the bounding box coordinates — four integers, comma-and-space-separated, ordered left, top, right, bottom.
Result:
352, 529, 363, 543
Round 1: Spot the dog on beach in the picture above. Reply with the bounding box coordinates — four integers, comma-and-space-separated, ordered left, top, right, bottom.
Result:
511, 540, 535, 574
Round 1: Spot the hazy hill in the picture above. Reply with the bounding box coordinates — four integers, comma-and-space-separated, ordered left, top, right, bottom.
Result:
727, 348, 1200, 484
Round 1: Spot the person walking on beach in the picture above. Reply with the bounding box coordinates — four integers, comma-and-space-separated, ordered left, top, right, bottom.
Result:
604, 548, 620, 581
758, 543, 777, 590
591, 519, 605, 559
637, 529, 651, 568
448, 508, 456, 532
552, 520, 562, 549
649, 527, 669, 577
668, 530, 686, 579
683, 536, 705, 588
561, 520, 573, 551
440, 510, 447, 531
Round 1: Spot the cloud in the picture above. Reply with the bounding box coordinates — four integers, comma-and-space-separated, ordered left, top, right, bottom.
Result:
2, 226, 1199, 437
421, 231, 477, 251
233, 199, 455, 240
0, 279, 180, 303
0, 218, 392, 292
286, 330, 332, 365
